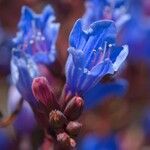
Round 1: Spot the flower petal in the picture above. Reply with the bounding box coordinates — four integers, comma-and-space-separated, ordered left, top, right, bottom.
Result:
41, 5, 55, 26
83, 79, 128, 109
19, 6, 34, 34
112, 45, 129, 71
69, 19, 88, 49
11, 50, 39, 108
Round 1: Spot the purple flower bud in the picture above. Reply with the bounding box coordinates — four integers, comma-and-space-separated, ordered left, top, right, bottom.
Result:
66, 121, 82, 137
64, 96, 84, 121
57, 132, 76, 149
49, 110, 67, 129
69, 138, 76, 148
32, 77, 60, 112
57, 132, 70, 148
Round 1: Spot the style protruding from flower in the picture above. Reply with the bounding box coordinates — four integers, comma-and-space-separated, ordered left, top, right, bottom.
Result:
65, 19, 128, 96
13, 5, 60, 64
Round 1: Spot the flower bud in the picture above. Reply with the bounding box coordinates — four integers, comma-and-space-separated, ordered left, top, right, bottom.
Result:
57, 132, 76, 149
64, 96, 84, 121
57, 132, 70, 147
66, 121, 82, 137
49, 110, 67, 129
70, 138, 76, 148
32, 77, 60, 112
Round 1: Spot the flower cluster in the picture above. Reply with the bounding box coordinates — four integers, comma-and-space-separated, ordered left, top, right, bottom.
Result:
8, 4, 129, 149
32, 77, 83, 149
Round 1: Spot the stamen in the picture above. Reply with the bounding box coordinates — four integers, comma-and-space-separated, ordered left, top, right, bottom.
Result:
103, 41, 107, 58
98, 46, 104, 63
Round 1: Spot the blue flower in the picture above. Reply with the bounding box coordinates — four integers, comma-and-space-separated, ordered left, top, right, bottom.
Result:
82, 0, 103, 29
82, 0, 128, 29
65, 19, 128, 96
13, 5, 60, 64
79, 134, 118, 150
83, 79, 128, 109
11, 49, 39, 108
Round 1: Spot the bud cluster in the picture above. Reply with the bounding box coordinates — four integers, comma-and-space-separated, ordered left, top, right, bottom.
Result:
32, 77, 84, 149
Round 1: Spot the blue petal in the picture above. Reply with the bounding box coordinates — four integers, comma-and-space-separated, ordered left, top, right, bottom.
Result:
41, 5, 55, 27
19, 6, 34, 34
110, 46, 123, 63
68, 47, 84, 68
112, 45, 129, 71
88, 20, 116, 47
82, 20, 117, 64
44, 22, 60, 48
81, 59, 114, 92
90, 59, 114, 77
89, 20, 116, 36
33, 52, 53, 64
11, 50, 39, 108
69, 19, 88, 49
65, 54, 77, 94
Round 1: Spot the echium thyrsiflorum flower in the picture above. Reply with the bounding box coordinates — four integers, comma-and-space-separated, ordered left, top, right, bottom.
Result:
65, 19, 128, 101
82, 0, 130, 30
13, 5, 60, 64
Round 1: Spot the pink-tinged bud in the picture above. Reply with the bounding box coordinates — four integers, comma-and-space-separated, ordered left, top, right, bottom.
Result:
66, 121, 82, 137
49, 110, 67, 129
64, 96, 84, 121
32, 77, 60, 112
57, 132, 76, 149
57, 132, 70, 146
70, 138, 76, 148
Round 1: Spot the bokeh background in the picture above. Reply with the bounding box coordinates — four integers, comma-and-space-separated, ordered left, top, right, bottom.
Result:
0, 0, 150, 149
